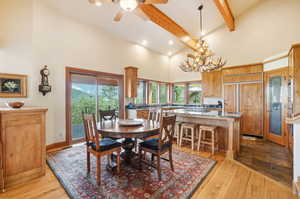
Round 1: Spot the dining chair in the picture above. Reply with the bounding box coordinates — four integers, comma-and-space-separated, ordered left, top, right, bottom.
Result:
99, 109, 117, 124
134, 109, 162, 152
82, 113, 121, 186
138, 115, 176, 181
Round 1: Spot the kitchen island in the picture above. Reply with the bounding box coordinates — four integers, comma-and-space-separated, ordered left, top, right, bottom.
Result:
167, 109, 242, 160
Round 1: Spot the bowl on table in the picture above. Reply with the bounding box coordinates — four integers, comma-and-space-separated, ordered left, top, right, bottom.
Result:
5, 101, 25, 109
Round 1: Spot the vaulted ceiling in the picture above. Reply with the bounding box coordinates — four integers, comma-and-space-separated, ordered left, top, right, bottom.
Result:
44, 0, 261, 56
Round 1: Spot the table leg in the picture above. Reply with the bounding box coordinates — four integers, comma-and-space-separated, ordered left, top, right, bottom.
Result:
121, 138, 136, 164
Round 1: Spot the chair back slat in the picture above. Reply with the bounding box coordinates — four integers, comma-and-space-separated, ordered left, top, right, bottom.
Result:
82, 113, 100, 150
148, 109, 162, 122
99, 109, 117, 124
159, 115, 176, 149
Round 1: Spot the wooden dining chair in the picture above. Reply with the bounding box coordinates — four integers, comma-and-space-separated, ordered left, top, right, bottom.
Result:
99, 109, 117, 124
82, 113, 121, 186
134, 109, 162, 152
139, 115, 176, 181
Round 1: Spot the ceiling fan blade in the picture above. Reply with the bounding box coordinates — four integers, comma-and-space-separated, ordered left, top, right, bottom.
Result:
134, 7, 150, 21
143, 0, 168, 4
114, 10, 126, 22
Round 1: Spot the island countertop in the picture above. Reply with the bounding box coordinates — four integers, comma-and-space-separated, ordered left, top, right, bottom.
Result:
166, 109, 242, 120
168, 109, 242, 160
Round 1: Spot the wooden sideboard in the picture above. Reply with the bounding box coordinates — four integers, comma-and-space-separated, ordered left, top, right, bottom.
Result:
0, 107, 47, 191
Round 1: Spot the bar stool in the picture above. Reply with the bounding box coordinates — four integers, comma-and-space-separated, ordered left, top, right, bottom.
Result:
197, 125, 218, 155
174, 122, 182, 145
179, 123, 198, 150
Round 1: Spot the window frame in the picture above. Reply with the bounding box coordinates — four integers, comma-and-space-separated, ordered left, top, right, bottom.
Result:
171, 81, 202, 104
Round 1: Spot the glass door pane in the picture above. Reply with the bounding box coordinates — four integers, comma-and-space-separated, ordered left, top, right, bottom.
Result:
269, 76, 282, 136
71, 74, 97, 140
98, 78, 120, 117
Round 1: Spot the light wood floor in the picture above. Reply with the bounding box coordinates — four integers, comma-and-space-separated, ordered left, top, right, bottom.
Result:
0, 146, 296, 199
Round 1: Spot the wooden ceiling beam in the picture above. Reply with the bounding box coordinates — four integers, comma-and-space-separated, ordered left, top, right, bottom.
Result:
139, 4, 198, 51
213, 0, 235, 31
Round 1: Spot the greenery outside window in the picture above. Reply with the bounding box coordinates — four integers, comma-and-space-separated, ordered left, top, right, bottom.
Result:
159, 83, 168, 104
173, 84, 185, 104
136, 80, 146, 104
150, 81, 158, 104
188, 83, 202, 104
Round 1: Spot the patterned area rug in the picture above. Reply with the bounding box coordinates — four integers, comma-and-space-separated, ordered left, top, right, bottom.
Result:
47, 145, 216, 199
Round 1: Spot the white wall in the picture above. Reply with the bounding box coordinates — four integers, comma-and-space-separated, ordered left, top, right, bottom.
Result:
170, 0, 300, 81
169, 49, 202, 82
0, 0, 170, 145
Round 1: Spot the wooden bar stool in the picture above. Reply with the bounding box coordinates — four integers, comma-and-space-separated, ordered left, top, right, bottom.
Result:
174, 122, 182, 145
179, 123, 198, 150
197, 125, 218, 155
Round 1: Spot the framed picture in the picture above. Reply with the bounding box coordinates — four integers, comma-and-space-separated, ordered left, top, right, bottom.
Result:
0, 73, 27, 98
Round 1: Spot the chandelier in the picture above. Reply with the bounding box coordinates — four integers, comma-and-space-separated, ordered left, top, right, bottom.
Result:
180, 5, 226, 72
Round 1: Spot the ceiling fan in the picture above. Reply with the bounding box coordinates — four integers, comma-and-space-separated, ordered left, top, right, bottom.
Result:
88, 0, 168, 22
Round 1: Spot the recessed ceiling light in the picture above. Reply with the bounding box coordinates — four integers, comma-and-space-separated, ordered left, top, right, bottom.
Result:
95, 1, 102, 7
141, 40, 147, 46
168, 40, 174, 45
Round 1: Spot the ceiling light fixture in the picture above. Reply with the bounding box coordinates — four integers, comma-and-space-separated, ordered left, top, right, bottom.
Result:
168, 52, 172, 56
120, 0, 139, 12
179, 4, 226, 72
168, 40, 174, 45
95, 1, 102, 6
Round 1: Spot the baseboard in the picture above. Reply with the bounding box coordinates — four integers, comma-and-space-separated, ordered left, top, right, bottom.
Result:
46, 141, 68, 151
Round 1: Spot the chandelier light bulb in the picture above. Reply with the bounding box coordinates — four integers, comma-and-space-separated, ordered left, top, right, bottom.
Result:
120, 0, 138, 12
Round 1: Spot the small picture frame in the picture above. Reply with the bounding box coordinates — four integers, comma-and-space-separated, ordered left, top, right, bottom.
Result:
0, 73, 27, 98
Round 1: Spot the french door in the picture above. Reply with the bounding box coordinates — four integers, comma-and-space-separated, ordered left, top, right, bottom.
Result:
66, 67, 124, 144
264, 68, 288, 146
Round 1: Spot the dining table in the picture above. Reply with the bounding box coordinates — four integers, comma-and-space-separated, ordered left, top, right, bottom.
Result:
97, 119, 160, 166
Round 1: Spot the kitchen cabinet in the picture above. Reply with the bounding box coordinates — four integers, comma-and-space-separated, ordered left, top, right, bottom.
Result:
202, 70, 222, 98
223, 64, 264, 136
288, 43, 300, 117
124, 66, 138, 98
0, 107, 47, 191
287, 43, 300, 152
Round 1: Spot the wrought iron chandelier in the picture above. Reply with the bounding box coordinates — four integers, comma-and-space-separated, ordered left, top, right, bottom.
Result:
179, 4, 226, 72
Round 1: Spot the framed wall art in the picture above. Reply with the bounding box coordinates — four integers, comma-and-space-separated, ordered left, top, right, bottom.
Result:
0, 73, 27, 98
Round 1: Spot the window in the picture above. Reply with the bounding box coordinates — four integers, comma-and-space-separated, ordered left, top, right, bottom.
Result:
149, 82, 158, 104
136, 80, 146, 104
159, 83, 168, 104
173, 84, 185, 104
188, 83, 202, 104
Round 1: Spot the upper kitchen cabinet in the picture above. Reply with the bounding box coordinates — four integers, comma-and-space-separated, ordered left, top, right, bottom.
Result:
202, 70, 222, 98
124, 66, 138, 98
288, 44, 300, 117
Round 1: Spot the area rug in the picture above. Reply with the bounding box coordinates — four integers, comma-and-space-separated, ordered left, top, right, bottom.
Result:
47, 145, 216, 199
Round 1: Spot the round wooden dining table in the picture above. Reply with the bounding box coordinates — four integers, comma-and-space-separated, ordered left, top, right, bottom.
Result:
97, 119, 160, 164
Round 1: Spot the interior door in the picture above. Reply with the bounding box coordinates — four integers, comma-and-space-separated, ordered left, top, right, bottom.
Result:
224, 84, 236, 112
239, 82, 263, 136
265, 68, 288, 146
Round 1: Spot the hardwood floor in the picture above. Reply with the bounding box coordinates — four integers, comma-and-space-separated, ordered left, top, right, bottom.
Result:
0, 145, 296, 199
237, 138, 293, 187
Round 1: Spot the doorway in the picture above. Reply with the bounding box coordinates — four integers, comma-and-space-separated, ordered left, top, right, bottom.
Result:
66, 67, 124, 145
264, 67, 288, 146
